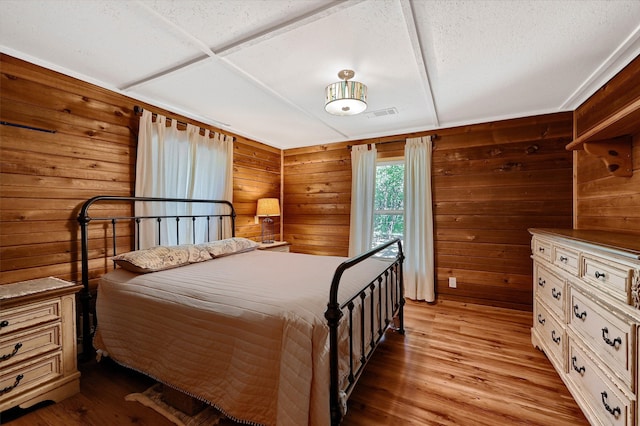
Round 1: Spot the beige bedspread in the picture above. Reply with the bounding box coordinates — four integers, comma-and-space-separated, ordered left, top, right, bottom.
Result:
94, 250, 392, 426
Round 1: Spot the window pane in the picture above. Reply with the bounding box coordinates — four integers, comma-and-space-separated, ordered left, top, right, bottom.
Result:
372, 161, 404, 257
375, 163, 404, 210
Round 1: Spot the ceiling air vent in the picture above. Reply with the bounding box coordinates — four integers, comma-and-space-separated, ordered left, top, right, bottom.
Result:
366, 107, 398, 118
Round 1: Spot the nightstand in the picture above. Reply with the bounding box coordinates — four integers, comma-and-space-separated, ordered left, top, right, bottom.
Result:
0, 277, 82, 412
258, 241, 291, 252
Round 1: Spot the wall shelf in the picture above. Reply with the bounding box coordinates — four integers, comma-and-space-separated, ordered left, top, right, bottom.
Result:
566, 96, 639, 177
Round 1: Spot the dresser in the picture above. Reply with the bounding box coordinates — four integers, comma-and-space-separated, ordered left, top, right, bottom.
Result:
0, 277, 82, 412
530, 229, 640, 426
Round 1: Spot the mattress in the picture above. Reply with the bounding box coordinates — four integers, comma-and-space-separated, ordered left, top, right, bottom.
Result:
94, 249, 392, 426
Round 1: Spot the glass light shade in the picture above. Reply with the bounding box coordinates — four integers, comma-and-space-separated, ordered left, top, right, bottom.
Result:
256, 198, 280, 217
325, 80, 367, 116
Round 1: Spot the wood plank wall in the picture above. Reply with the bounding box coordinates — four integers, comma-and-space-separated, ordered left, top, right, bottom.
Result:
0, 54, 280, 289
575, 137, 640, 233
573, 55, 640, 234
283, 113, 574, 310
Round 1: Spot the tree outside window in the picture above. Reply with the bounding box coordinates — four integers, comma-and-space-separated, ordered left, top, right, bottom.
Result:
372, 160, 404, 257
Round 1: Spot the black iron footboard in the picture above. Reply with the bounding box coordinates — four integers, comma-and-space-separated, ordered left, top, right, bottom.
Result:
77, 195, 236, 360
325, 238, 405, 425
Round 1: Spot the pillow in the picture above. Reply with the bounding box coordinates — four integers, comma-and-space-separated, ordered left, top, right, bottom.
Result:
113, 244, 212, 274
196, 237, 259, 258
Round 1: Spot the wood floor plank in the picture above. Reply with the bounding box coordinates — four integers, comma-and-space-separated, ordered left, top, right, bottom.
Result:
2, 299, 588, 425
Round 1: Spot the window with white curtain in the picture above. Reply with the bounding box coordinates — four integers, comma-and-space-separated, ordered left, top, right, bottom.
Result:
372, 159, 404, 257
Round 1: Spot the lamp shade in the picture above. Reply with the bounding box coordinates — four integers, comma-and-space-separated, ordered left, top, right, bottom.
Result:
325, 69, 367, 116
256, 198, 280, 217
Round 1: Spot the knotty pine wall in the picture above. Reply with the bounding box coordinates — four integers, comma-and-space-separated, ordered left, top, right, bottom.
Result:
0, 54, 280, 289
574, 138, 639, 233
284, 113, 575, 310
573, 55, 640, 234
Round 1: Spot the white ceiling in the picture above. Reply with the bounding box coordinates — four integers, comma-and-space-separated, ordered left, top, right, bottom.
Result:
1, 0, 639, 149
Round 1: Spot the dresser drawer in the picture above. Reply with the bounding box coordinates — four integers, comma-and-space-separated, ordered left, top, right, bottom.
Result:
533, 301, 565, 369
0, 323, 61, 367
568, 340, 633, 426
0, 352, 62, 403
0, 299, 60, 336
533, 237, 552, 263
569, 290, 634, 389
535, 265, 566, 320
553, 245, 580, 276
582, 256, 634, 304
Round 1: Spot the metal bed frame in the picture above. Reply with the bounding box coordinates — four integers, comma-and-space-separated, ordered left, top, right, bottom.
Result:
78, 195, 404, 425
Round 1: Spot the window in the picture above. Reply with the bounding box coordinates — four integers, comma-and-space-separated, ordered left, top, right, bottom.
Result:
372, 159, 404, 257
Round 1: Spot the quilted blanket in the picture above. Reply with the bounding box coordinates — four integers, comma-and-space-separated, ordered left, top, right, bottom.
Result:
94, 249, 390, 425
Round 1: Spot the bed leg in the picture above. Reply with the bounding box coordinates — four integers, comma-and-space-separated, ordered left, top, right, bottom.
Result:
79, 287, 94, 361
397, 297, 406, 335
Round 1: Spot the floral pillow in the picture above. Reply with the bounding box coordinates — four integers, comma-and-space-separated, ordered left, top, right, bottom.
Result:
196, 237, 259, 258
113, 244, 212, 274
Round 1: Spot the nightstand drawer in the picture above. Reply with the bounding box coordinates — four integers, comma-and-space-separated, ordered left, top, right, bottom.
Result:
0, 299, 60, 336
569, 290, 633, 389
0, 352, 62, 403
0, 323, 61, 367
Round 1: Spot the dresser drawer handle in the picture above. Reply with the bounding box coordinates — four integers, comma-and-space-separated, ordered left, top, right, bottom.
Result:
601, 328, 622, 349
571, 356, 585, 375
559, 256, 568, 263
0, 320, 8, 328
573, 305, 587, 320
0, 374, 24, 396
552, 330, 561, 344
537, 314, 545, 325
538, 247, 545, 253
601, 391, 621, 419
537, 278, 545, 287
595, 271, 606, 280
552, 288, 561, 300
0, 342, 22, 362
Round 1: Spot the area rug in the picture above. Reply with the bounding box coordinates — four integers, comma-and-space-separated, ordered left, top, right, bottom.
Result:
125, 383, 224, 426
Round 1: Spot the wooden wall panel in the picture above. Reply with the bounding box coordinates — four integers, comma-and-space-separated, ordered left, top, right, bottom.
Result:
575, 133, 640, 233
575, 55, 640, 137
283, 142, 352, 256
573, 56, 640, 235
283, 113, 574, 310
0, 54, 280, 289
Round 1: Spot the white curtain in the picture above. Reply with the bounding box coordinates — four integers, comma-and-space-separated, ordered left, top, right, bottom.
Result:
135, 110, 233, 248
404, 136, 435, 301
348, 144, 377, 257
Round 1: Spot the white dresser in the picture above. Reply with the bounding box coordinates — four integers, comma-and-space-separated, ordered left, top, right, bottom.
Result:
530, 229, 640, 426
0, 277, 82, 412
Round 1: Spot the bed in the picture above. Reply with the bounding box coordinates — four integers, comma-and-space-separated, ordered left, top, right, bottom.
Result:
78, 196, 405, 426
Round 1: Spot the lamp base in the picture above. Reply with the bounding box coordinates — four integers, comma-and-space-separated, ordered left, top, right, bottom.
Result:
261, 217, 274, 244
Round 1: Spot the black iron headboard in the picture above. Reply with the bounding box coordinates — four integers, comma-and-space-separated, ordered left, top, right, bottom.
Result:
77, 195, 236, 359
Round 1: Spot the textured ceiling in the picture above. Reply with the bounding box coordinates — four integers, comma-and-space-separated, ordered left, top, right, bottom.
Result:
1, 0, 639, 149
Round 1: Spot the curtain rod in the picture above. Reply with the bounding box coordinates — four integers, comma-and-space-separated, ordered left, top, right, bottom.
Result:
347, 134, 437, 150
133, 106, 233, 139
1, 120, 57, 134
133, 105, 191, 128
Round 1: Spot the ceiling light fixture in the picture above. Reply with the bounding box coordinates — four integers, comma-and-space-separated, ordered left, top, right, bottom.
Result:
325, 69, 367, 116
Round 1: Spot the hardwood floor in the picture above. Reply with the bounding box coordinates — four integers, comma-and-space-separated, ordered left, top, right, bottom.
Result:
2, 299, 588, 425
